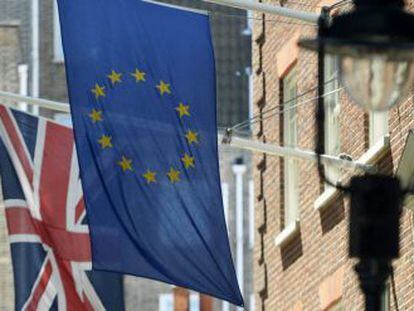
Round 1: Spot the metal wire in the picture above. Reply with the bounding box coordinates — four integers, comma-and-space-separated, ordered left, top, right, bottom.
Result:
231, 77, 339, 131
232, 86, 343, 132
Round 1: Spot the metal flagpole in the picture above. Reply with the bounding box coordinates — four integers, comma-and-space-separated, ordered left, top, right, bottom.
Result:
0, 91, 70, 113
202, 0, 320, 24
0, 90, 374, 173
218, 134, 375, 173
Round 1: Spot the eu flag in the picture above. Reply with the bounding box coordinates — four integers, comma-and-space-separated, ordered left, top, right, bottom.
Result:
57, 0, 243, 306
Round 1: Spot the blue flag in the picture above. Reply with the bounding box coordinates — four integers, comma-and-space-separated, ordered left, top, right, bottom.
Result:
57, 0, 243, 306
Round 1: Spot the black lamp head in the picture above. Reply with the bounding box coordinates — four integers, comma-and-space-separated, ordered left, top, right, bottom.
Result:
299, 1, 414, 60
299, 0, 414, 111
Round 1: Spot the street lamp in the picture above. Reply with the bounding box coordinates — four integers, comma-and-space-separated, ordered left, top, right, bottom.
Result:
301, 0, 414, 111
299, 1, 414, 310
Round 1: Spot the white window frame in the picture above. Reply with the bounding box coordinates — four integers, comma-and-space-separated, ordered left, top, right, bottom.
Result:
369, 111, 389, 147
249, 294, 255, 311
248, 180, 255, 249
159, 293, 173, 311
54, 0, 65, 63
221, 182, 229, 230
283, 66, 299, 228
324, 55, 341, 186
189, 293, 200, 311
54, 113, 72, 127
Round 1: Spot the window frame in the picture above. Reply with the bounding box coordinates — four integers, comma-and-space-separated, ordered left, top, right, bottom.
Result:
53, 0, 65, 63
282, 65, 299, 229
159, 293, 174, 311
324, 55, 341, 186
369, 111, 389, 147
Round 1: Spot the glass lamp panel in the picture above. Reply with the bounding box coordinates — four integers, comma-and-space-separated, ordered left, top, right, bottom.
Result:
339, 55, 414, 111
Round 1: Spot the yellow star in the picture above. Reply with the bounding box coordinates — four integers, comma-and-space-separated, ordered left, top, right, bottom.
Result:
107, 70, 122, 85
175, 103, 191, 119
181, 153, 195, 169
118, 156, 133, 172
167, 167, 181, 183
185, 130, 199, 145
98, 135, 113, 149
156, 80, 171, 96
91, 84, 106, 99
89, 109, 103, 123
131, 69, 146, 82
143, 169, 157, 184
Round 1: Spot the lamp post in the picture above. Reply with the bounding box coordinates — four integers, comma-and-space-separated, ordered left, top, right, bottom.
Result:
299, 1, 414, 310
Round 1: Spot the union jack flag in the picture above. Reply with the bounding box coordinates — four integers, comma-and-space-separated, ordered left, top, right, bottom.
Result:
0, 105, 124, 310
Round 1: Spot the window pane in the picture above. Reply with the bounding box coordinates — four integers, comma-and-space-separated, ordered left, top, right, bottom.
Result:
189, 293, 200, 311
369, 111, 389, 147
159, 294, 173, 311
324, 56, 341, 185
282, 66, 299, 226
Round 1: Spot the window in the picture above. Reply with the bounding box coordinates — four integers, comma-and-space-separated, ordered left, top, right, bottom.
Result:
324, 56, 341, 185
249, 180, 255, 249
159, 294, 173, 311
282, 66, 299, 228
158, 293, 200, 311
221, 182, 229, 228
54, 0, 64, 62
369, 111, 389, 147
249, 294, 255, 311
189, 293, 200, 311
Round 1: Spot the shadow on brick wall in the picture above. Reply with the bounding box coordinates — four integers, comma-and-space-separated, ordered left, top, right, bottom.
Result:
281, 233, 303, 270
320, 197, 345, 235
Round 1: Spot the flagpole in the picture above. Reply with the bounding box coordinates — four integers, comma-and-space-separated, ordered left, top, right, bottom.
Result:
0, 90, 70, 113
218, 134, 375, 174
0, 90, 374, 173
202, 0, 320, 24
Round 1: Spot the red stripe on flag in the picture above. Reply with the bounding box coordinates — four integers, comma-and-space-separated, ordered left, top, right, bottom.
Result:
75, 199, 85, 224
38, 221, 91, 262
6, 207, 91, 262
83, 294, 95, 311
39, 122, 73, 228
6, 208, 37, 235
56, 259, 92, 311
25, 261, 53, 311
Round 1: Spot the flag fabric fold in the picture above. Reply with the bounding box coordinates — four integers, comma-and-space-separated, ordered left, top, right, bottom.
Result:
57, 0, 243, 306
0, 105, 124, 311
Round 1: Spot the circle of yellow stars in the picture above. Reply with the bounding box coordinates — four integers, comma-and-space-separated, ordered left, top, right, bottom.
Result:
88, 68, 200, 185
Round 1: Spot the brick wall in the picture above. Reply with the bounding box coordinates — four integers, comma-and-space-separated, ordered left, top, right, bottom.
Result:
253, 1, 414, 310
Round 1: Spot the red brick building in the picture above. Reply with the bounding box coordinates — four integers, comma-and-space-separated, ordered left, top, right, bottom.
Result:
253, 1, 414, 310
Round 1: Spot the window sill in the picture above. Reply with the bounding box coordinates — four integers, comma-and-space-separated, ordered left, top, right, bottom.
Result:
314, 186, 341, 211
314, 135, 390, 212
274, 219, 300, 247
359, 135, 390, 166
53, 58, 65, 64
